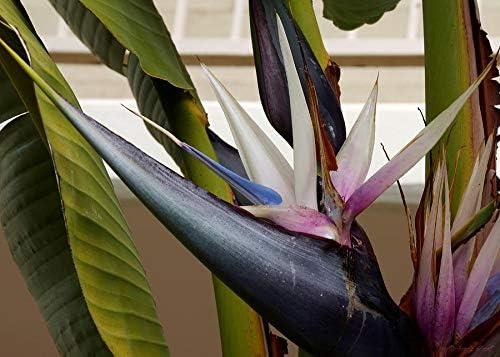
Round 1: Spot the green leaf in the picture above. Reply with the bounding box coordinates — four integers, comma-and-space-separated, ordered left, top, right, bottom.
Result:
48, 0, 126, 73
0, 67, 24, 122
0, 115, 112, 356
47, 1, 187, 171
0, 1, 168, 355
78, 0, 191, 89
125, 53, 186, 172
0, 17, 34, 124
321, 0, 401, 31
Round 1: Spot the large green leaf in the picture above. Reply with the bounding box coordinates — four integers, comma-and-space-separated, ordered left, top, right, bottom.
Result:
0, 17, 32, 123
0, 115, 111, 356
47, 0, 187, 171
48, 0, 125, 73
126, 53, 186, 171
321, 0, 401, 31
0, 67, 24, 122
78, 0, 191, 89
0, 1, 168, 355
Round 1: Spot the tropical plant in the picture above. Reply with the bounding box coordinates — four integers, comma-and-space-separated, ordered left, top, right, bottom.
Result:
0, 0, 498, 356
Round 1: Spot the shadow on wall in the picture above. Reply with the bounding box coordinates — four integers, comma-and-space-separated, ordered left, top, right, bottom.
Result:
0, 197, 414, 356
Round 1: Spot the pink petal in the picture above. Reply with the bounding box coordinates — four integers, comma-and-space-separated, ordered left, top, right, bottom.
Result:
241, 205, 340, 241
455, 218, 500, 339
453, 241, 474, 308
415, 161, 446, 341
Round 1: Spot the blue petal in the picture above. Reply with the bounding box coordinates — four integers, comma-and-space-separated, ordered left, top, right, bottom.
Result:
183, 143, 283, 205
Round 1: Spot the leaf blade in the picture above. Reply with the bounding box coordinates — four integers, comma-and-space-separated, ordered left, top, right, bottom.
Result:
0, 115, 111, 356
0, 5, 168, 354
79, 0, 190, 88
321, 0, 401, 30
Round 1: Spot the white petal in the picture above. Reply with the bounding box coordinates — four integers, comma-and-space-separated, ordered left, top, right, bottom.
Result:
276, 15, 317, 210
330, 79, 378, 200
202, 64, 295, 204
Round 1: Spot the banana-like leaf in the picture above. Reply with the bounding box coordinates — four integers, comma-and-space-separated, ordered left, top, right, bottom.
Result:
0, 2, 168, 355
4, 46, 422, 354
0, 13, 39, 127
0, 116, 111, 356
125, 53, 187, 171
321, 0, 401, 31
77, 0, 189, 88
0, 66, 24, 122
47, 1, 186, 170
48, 0, 125, 73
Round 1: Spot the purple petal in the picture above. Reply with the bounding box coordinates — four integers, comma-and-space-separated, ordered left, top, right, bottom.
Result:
453, 240, 475, 308
455, 218, 500, 339
432, 174, 455, 347
416, 161, 446, 341
449, 137, 493, 308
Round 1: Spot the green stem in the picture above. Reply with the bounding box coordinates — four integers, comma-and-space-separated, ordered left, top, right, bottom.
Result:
422, 0, 482, 216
